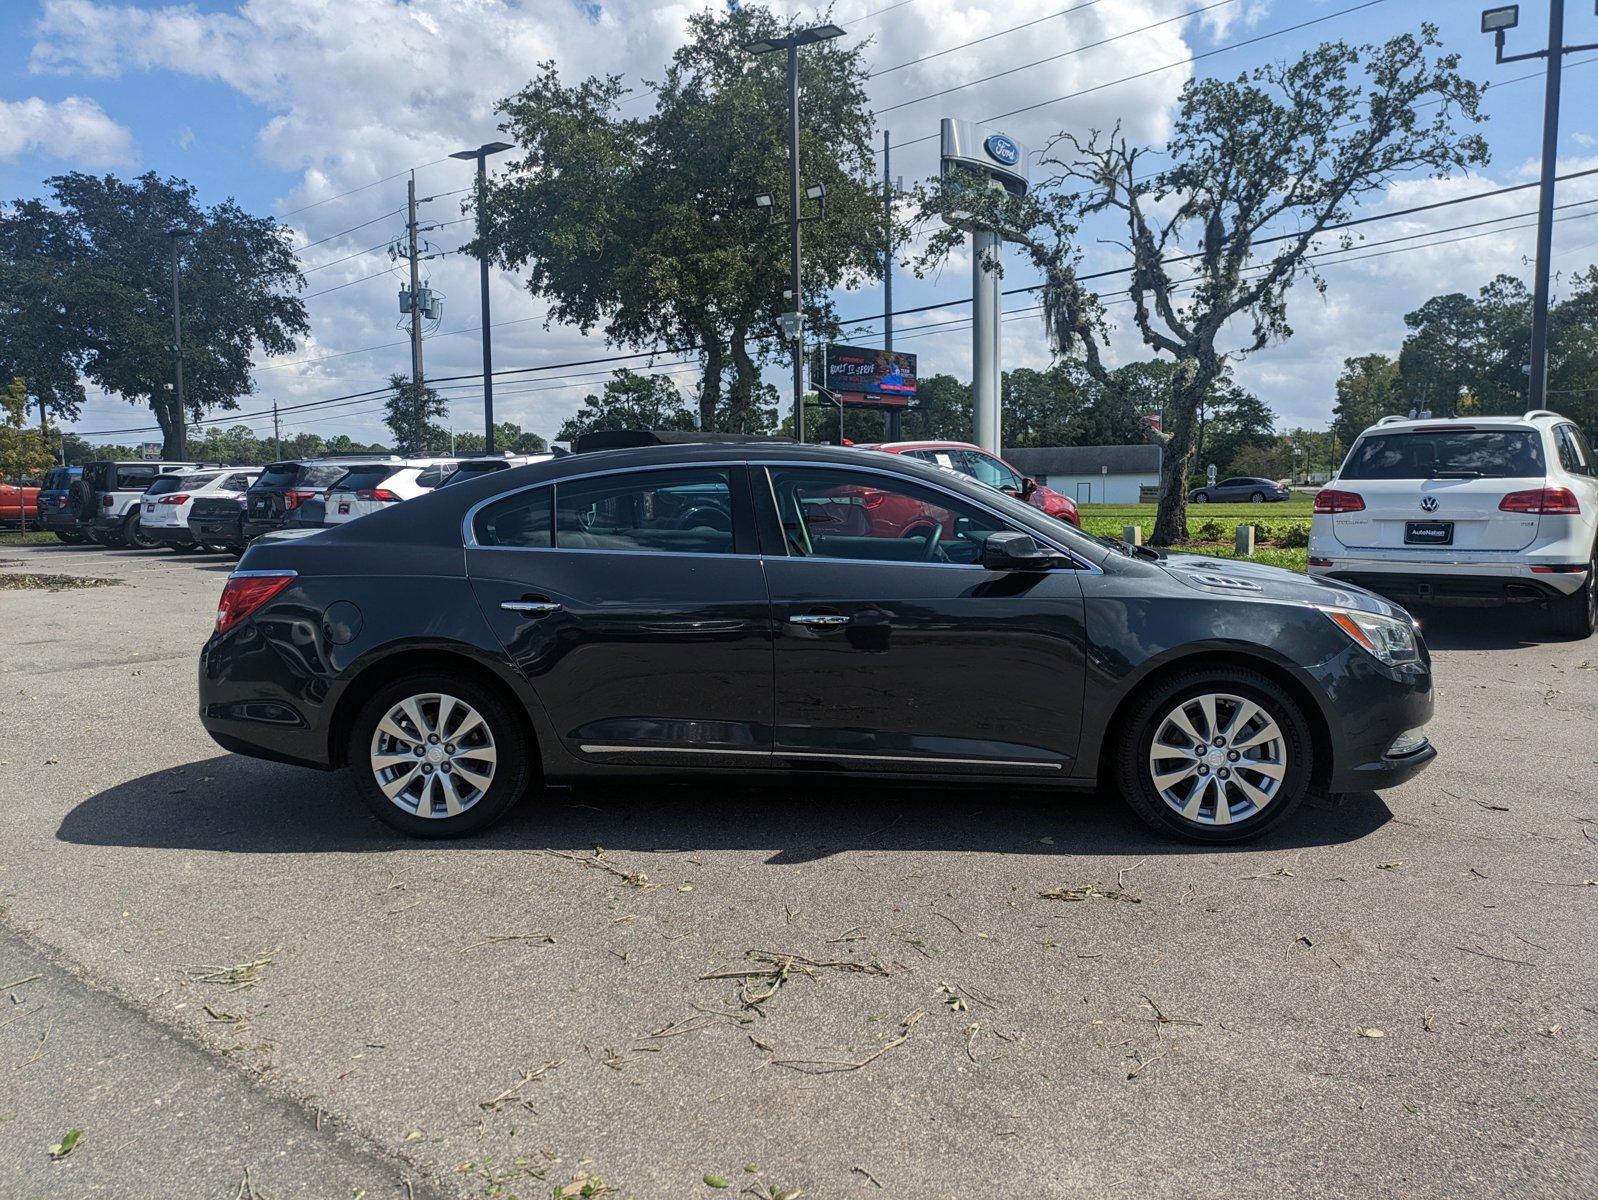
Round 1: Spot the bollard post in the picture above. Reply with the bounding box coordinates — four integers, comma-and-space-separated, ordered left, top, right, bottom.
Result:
1234, 524, 1256, 557
1122, 525, 1143, 546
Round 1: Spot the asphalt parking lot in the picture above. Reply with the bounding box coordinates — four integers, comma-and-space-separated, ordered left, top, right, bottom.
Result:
2, 540, 1595, 1199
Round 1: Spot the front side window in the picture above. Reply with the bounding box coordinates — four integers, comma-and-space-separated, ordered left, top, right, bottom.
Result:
555, 468, 736, 554
955, 449, 1023, 492
767, 467, 1008, 566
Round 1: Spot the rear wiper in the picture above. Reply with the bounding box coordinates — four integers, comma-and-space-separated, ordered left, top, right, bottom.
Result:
1428, 469, 1482, 479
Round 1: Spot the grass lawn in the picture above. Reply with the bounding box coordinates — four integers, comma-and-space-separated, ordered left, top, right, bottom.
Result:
0, 530, 59, 546
1076, 497, 1312, 573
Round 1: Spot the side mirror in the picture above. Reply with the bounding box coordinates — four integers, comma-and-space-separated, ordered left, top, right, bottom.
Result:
981, 530, 1057, 571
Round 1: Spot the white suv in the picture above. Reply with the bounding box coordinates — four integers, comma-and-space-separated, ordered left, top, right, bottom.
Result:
322, 459, 469, 526
1309, 410, 1597, 637
138, 468, 259, 551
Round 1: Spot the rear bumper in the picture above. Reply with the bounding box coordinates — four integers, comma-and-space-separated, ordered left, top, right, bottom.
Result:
144, 524, 194, 546
1310, 557, 1588, 604
189, 518, 244, 547
241, 517, 285, 542
40, 511, 82, 533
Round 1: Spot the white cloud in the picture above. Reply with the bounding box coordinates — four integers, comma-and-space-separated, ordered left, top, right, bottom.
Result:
0, 95, 133, 166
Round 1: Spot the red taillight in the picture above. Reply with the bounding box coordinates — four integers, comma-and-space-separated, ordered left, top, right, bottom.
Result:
282, 489, 318, 510
101, 494, 114, 508
158, 493, 190, 505
1308, 556, 1334, 567
859, 488, 888, 510
214, 571, 296, 635
355, 488, 399, 502
1313, 488, 1365, 514
1499, 487, 1579, 515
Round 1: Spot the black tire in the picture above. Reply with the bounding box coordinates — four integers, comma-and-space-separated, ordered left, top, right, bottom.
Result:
1192, 492, 1209, 504
1114, 666, 1313, 844
199, 542, 228, 554
1249, 492, 1265, 503
1548, 553, 1596, 639
54, 530, 87, 545
123, 511, 159, 550
347, 672, 533, 838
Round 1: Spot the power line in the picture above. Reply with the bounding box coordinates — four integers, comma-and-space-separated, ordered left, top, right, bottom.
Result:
873, 0, 1239, 115
278, 158, 449, 218
869, 0, 1108, 78
887, 0, 1385, 151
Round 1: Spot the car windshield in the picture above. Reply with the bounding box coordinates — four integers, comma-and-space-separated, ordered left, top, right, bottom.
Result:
1341, 430, 1544, 479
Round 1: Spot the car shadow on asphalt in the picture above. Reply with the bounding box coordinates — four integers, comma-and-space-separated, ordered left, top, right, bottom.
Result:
1407, 606, 1562, 651
58, 754, 1395, 861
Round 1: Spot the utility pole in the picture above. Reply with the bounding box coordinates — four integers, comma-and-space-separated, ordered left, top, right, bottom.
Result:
972, 227, 1001, 454
883, 128, 901, 442
272, 402, 281, 462
1482, 2, 1598, 409
167, 227, 192, 459
451, 142, 514, 455
406, 173, 425, 438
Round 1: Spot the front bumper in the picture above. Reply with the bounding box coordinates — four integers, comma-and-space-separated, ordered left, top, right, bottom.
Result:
1335, 738, 1437, 794
1310, 555, 1588, 604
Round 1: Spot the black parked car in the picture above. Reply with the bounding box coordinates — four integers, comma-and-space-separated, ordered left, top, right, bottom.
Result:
241, 458, 391, 542
199, 441, 1435, 843
1189, 476, 1291, 504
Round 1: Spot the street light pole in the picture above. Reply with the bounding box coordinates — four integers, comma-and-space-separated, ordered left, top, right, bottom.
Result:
1482, 2, 1598, 409
451, 141, 514, 454
746, 22, 846, 444
167, 227, 192, 460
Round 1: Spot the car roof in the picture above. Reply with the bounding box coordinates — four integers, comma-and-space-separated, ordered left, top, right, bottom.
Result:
1361, 412, 1568, 435
862, 440, 985, 453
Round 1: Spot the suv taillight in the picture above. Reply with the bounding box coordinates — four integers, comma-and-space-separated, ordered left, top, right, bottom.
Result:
355, 488, 399, 502
215, 571, 297, 635
1313, 488, 1365, 514
101, 493, 114, 508
158, 493, 190, 505
1499, 487, 1579, 515
283, 489, 318, 510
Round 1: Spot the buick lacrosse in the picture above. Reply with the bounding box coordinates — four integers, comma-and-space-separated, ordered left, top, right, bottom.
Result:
199, 440, 1435, 843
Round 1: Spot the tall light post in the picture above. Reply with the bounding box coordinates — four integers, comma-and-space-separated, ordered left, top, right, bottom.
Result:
746, 22, 846, 444
167, 226, 192, 459
451, 140, 515, 454
1481, 3, 1598, 409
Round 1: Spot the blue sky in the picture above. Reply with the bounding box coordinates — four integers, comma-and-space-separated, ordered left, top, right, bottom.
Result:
3, 0, 1596, 448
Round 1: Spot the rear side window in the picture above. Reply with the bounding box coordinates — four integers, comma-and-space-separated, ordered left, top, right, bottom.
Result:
555, 469, 737, 554
223, 473, 256, 491
1554, 425, 1594, 476
1340, 430, 1544, 480
474, 487, 553, 548
114, 465, 159, 491
441, 461, 507, 487
300, 463, 355, 488
414, 464, 455, 489
334, 466, 400, 492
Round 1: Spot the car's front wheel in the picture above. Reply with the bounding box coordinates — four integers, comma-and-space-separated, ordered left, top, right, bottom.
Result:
348, 674, 532, 837
1549, 552, 1596, 639
1115, 667, 1313, 843
54, 530, 86, 545
1192, 492, 1208, 504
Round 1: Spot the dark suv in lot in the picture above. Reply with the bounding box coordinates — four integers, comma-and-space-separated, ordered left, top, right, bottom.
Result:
241, 458, 395, 543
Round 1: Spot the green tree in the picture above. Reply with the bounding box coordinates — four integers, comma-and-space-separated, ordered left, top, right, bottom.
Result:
0, 202, 88, 426
1332, 354, 1403, 448
556, 369, 698, 442
453, 422, 549, 456
482, 6, 889, 434
383, 374, 450, 456
2, 378, 56, 486
917, 26, 1486, 544
19, 173, 308, 458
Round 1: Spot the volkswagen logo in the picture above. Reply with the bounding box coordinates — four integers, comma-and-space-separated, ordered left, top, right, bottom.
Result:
1419, 495, 1439, 513
984, 134, 1021, 167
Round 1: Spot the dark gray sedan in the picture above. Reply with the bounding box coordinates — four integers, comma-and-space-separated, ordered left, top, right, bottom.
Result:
1190, 476, 1291, 503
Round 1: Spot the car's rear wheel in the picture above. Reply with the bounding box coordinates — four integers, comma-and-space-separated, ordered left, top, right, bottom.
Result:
122, 512, 159, 549
1192, 492, 1209, 504
1250, 492, 1265, 503
348, 674, 531, 838
1115, 667, 1312, 844
1548, 552, 1596, 639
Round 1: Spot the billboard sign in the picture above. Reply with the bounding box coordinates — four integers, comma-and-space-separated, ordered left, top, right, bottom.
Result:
823, 344, 918, 407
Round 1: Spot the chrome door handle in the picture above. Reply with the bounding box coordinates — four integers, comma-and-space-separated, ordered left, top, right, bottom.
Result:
788, 613, 850, 627
501, 600, 562, 615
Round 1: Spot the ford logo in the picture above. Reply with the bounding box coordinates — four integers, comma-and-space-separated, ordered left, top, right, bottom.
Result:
1419, 496, 1439, 512
984, 134, 1020, 167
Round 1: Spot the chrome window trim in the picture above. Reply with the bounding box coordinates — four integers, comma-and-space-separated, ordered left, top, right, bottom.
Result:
754, 460, 1102, 574
580, 744, 771, 757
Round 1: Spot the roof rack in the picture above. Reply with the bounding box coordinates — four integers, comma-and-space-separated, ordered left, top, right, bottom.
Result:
1521, 409, 1561, 421
1375, 415, 1411, 426
571, 429, 797, 454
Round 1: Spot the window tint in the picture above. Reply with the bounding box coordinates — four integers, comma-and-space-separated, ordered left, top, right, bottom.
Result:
1340, 430, 1544, 480
334, 466, 399, 492
554, 469, 737, 554
114, 465, 159, 490
300, 463, 355, 488
474, 487, 553, 548
254, 463, 301, 489
441, 460, 508, 487
767, 467, 1007, 565
144, 475, 188, 496
224, 473, 256, 491
414, 464, 455, 489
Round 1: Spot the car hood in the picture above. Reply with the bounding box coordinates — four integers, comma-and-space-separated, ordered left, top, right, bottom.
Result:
1155, 553, 1411, 620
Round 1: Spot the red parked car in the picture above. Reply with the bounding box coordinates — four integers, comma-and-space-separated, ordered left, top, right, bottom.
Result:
857, 441, 1081, 527
0, 482, 41, 529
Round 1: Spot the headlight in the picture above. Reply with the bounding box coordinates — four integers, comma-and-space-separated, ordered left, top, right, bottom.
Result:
1318, 606, 1420, 667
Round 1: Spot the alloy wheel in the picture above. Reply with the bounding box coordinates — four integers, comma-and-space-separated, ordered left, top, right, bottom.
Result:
368, 692, 498, 819
1146, 692, 1287, 826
